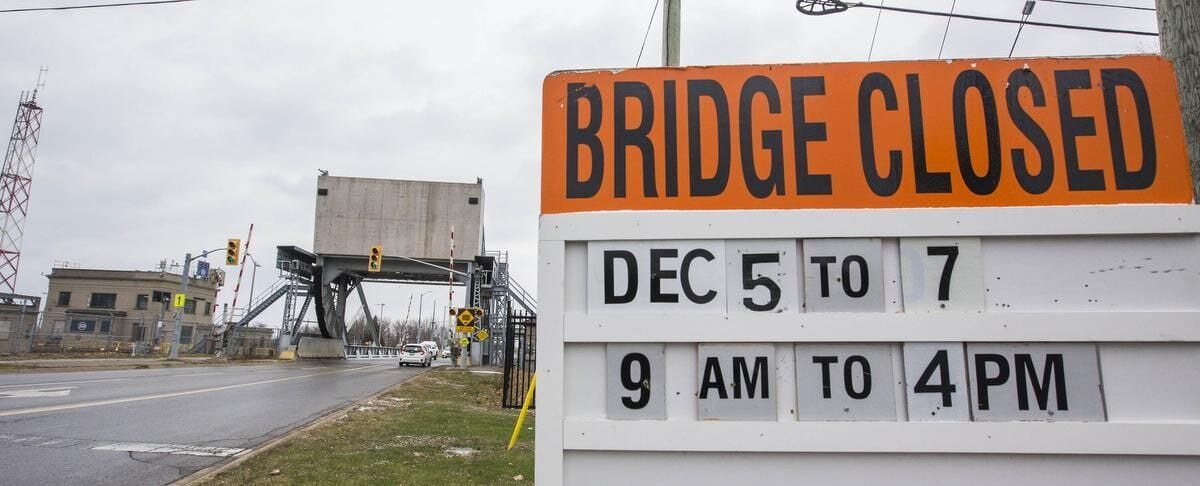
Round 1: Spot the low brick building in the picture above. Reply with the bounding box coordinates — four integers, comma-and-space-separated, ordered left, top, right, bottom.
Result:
41, 267, 220, 352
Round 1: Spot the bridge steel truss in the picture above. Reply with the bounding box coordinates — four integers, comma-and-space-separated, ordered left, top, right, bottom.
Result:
310, 253, 471, 346
264, 245, 537, 366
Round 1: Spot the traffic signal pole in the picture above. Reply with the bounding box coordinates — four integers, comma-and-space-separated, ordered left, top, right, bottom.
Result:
170, 246, 224, 360
169, 253, 192, 360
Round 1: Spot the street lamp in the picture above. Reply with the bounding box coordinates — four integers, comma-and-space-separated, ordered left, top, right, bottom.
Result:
428, 298, 437, 342
378, 303, 386, 345
170, 246, 225, 360
244, 253, 262, 314
415, 291, 431, 341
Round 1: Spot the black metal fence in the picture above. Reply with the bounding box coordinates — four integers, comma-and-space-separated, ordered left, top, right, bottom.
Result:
501, 309, 536, 409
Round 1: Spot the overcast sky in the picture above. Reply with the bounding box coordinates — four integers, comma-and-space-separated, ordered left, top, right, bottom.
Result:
0, 0, 1159, 330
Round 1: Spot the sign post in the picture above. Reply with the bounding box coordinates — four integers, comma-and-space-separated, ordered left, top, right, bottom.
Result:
538, 56, 1200, 484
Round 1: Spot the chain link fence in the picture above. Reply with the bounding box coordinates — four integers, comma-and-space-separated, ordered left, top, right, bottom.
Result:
219, 327, 280, 358
1, 310, 217, 356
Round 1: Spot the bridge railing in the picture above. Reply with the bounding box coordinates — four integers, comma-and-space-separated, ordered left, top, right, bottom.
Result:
344, 344, 404, 359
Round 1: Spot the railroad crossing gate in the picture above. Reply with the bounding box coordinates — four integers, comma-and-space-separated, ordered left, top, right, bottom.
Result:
537, 56, 1200, 484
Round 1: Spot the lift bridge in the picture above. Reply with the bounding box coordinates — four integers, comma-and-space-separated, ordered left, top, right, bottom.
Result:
216, 175, 535, 364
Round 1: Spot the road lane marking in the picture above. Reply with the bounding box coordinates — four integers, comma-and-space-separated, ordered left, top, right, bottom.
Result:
0, 433, 239, 456
0, 364, 390, 417
0, 378, 130, 389
92, 442, 246, 457
168, 372, 227, 377
0, 387, 75, 398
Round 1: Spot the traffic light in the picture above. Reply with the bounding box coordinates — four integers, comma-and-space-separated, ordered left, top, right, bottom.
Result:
368, 245, 383, 272
225, 239, 240, 266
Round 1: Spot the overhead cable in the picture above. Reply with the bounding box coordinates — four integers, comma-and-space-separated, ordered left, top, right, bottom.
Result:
866, 0, 886, 61
796, 0, 1158, 36
1038, 0, 1156, 12
636, 0, 662, 67
0, 0, 196, 14
936, 0, 958, 59
1008, 0, 1037, 57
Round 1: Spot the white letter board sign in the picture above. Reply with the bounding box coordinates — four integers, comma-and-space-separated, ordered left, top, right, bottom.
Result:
538, 56, 1200, 485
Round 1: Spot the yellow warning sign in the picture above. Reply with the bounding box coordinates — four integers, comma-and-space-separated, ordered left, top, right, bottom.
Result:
456, 325, 476, 334
173, 293, 186, 308
457, 308, 476, 326
474, 329, 489, 341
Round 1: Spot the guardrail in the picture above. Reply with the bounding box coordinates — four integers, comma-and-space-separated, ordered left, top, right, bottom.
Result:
344, 344, 404, 359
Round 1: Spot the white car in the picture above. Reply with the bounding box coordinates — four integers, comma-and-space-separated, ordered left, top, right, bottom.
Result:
420, 341, 440, 358
398, 344, 432, 367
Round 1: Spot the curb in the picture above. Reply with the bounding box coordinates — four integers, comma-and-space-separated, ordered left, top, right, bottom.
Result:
173, 364, 440, 485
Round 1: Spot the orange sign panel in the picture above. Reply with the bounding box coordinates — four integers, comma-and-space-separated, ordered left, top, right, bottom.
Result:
541, 56, 1192, 214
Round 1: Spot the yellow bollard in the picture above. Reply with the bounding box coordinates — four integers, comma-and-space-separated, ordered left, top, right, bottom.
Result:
507, 374, 537, 451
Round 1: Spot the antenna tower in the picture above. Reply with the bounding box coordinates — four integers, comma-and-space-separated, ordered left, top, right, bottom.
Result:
0, 68, 47, 293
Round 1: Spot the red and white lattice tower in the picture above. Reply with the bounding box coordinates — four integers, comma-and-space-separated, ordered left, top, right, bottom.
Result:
0, 74, 46, 294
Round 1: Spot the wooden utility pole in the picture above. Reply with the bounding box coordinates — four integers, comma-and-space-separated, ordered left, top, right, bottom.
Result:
662, 0, 681, 67
1157, 0, 1200, 200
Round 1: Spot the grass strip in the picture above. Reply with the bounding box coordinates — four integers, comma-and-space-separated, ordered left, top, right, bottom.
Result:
202, 368, 534, 485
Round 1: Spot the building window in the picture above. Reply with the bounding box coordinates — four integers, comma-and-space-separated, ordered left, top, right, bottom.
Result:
99, 320, 112, 334
57, 292, 71, 306
180, 325, 193, 344
204, 302, 212, 316
136, 294, 149, 310
184, 299, 197, 315
89, 293, 117, 309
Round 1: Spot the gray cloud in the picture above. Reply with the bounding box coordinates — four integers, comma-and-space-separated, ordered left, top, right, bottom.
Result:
0, 0, 1156, 326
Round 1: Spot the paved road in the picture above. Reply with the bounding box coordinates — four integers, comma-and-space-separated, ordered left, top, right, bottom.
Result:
0, 358, 443, 485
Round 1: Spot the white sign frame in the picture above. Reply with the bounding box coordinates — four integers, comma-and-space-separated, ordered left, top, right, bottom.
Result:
537, 205, 1200, 483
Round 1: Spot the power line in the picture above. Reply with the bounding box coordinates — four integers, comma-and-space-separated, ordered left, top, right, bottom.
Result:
936, 0, 957, 59
1008, 1, 1037, 57
1038, 0, 1156, 12
796, 0, 1158, 36
0, 0, 197, 14
865, 0, 885, 61
635, 0, 662, 68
